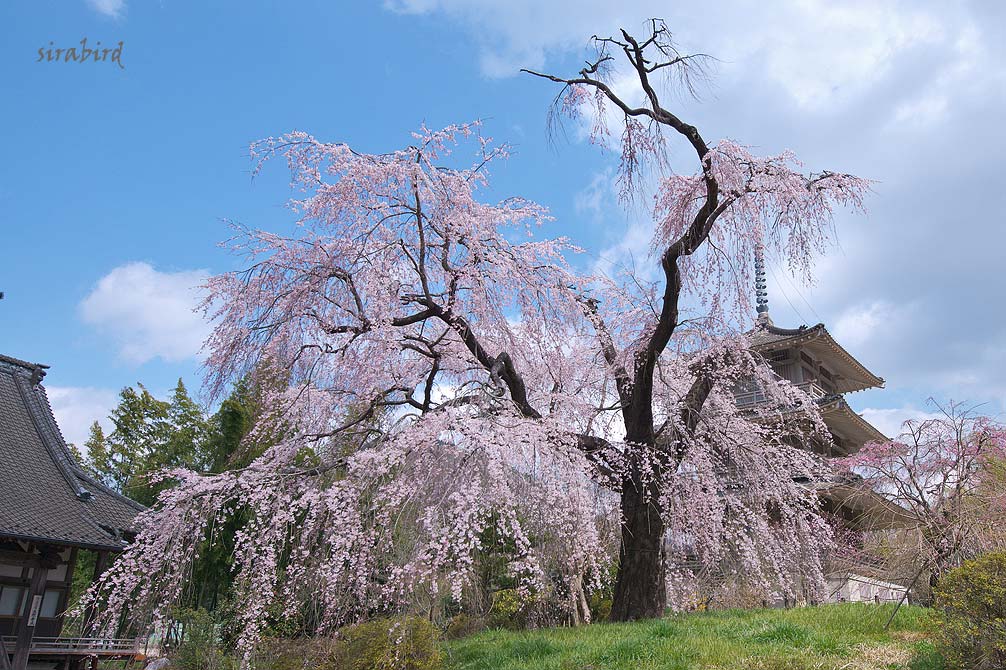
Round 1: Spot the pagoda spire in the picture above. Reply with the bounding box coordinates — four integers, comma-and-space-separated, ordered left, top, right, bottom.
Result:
754, 243, 771, 323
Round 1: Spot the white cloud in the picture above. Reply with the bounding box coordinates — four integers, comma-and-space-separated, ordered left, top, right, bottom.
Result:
386, 0, 960, 109
591, 220, 654, 282
745, 2, 944, 109
80, 262, 211, 365
892, 94, 949, 128
46, 386, 117, 452
86, 0, 125, 19
832, 301, 893, 349
860, 406, 942, 440
389, 1, 1006, 413
574, 171, 611, 218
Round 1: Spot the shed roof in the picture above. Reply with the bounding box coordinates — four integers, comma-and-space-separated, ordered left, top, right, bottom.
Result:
0, 354, 143, 551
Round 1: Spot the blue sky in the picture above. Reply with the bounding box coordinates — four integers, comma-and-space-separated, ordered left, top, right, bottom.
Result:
2, 0, 1004, 447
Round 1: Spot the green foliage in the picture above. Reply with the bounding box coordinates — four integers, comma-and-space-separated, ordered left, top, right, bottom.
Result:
588, 595, 612, 622
443, 603, 935, 670
444, 614, 487, 641
933, 551, 1006, 670
586, 560, 617, 623
489, 589, 521, 624
332, 617, 443, 670
255, 637, 341, 670
186, 376, 274, 615
485, 588, 560, 630
257, 618, 443, 670
741, 658, 833, 670
78, 373, 279, 619
83, 380, 207, 506
908, 642, 946, 670
76, 366, 397, 643
169, 608, 238, 670
750, 622, 814, 645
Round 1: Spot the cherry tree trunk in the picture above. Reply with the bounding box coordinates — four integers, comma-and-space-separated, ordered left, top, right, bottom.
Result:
609, 485, 667, 621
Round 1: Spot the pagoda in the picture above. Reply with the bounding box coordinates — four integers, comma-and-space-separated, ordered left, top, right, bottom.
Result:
0, 354, 145, 670
740, 252, 909, 531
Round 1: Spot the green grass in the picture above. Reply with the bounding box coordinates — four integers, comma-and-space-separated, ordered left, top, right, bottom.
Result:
443, 603, 940, 670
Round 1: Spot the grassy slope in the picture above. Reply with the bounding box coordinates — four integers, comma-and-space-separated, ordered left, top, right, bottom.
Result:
443, 603, 943, 670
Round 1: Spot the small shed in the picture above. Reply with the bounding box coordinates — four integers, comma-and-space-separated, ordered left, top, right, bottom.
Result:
825, 573, 908, 604
0, 354, 144, 669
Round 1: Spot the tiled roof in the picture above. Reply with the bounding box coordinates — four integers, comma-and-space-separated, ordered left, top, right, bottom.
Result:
0, 354, 143, 551
818, 396, 889, 445
748, 321, 825, 347
747, 316, 884, 393
813, 481, 916, 530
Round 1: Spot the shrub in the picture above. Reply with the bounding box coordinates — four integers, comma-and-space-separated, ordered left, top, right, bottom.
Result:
489, 589, 521, 619
443, 613, 486, 640
255, 637, 340, 670
588, 594, 612, 622
933, 551, 1006, 670
333, 616, 443, 670
169, 608, 238, 670
257, 617, 442, 670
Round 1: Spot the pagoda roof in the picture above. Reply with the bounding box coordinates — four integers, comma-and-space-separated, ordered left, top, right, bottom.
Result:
813, 479, 916, 531
749, 317, 884, 394
818, 395, 888, 455
0, 354, 143, 551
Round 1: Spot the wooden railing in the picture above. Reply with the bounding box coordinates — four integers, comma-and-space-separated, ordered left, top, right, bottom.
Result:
795, 380, 829, 399
734, 380, 830, 408
1, 636, 143, 657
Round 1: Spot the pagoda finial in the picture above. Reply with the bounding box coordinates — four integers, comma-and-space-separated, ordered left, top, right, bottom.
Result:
755, 243, 770, 322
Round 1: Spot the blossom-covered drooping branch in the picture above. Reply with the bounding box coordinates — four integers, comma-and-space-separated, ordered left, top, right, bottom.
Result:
837, 401, 1006, 588
524, 20, 868, 619
84, 21, 875, 652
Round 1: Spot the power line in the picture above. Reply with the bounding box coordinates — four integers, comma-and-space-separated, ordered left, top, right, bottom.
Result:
765, 262, 809, 324
776, 264, 823, 323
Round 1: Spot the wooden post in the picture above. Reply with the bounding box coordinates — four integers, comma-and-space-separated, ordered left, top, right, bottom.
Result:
0, 635, 13, 670
81, 551, 109, 636
54, 547, 77, 638
12, 548, 58, 670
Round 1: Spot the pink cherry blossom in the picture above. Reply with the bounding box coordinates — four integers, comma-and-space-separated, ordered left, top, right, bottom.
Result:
80, 24, 874, 659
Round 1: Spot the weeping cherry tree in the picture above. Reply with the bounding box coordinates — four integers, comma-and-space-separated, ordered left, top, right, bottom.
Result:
82, 21, 872, 658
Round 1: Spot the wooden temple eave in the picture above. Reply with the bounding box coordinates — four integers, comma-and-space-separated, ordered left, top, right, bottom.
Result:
0, 353, 144, 670
817, 398, 888, 452
815, 483, 916, 531
751, 325, 885, 394
799, 333, 884, 394
736, 393, 887, 457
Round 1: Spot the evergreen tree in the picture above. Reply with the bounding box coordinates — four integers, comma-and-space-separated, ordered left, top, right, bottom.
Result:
85, 381, 211, 506
80, 421, 109, 478
165, 379, 212, 471
80, 372, 285, 616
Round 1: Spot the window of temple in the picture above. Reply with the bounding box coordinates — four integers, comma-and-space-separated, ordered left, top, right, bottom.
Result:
40, 589, 61, 618
0, 585, 25, 616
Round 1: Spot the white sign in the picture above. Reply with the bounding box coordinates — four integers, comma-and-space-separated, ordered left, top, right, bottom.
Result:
27, 595, 42, 627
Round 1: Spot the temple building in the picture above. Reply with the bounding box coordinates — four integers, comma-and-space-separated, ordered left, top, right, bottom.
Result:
741, 254, 910, 532
739, 254, 912, 604
0, 354, 145, 669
